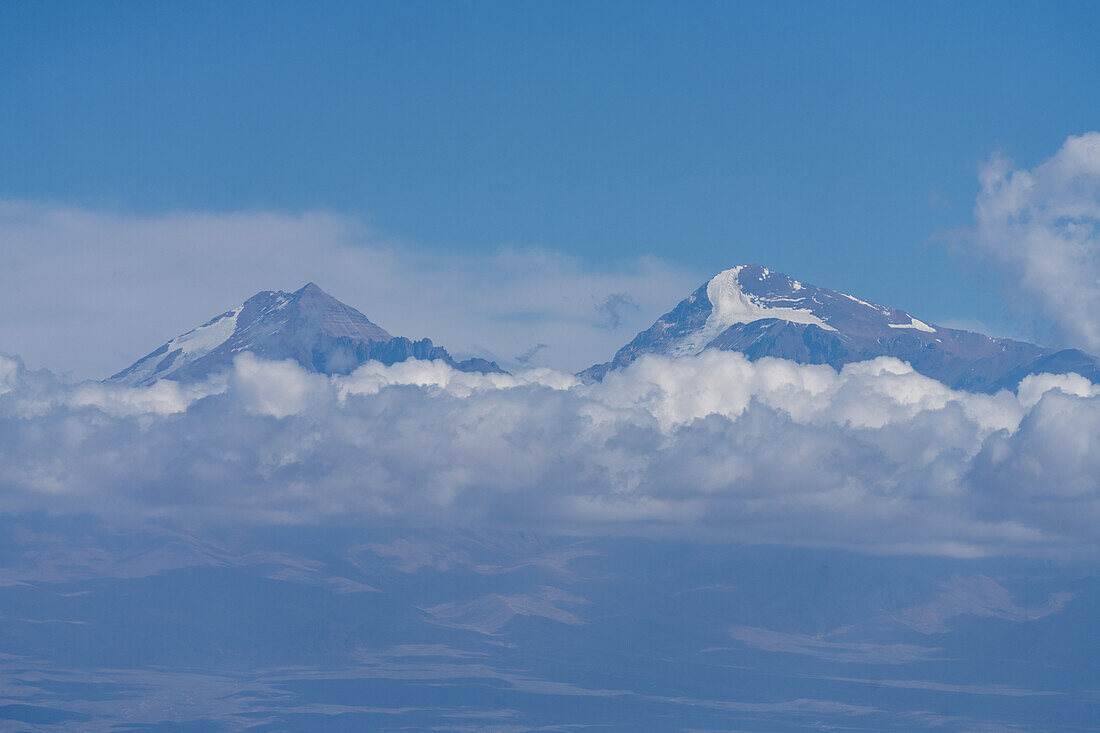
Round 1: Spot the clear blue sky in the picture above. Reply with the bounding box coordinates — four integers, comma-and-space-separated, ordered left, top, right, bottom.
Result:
3, 1, 1098, 335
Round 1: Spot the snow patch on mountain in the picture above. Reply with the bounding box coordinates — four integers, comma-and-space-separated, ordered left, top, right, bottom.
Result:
887, 316, 936, 333
170, 306, 243, 357
671, 266, 836, 356
117, 306, 243, 384
842, 293, 878, 310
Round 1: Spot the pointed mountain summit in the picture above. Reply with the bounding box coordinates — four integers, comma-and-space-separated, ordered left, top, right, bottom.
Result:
110, 283, 502, 386
583, 265, 1100, 392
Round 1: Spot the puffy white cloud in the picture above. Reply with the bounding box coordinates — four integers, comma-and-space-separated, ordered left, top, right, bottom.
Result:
0, 350, 1097, 558
335, 357, 577, 401
1016, 371, 1100, 408
970, 132, 1100, 351
0, 201, 699, 378
0, 354, 19, 396
231, 354, 331, 418
68, 377, 224, 417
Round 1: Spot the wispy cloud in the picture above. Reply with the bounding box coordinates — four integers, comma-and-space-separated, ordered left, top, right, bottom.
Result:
593, 293, 639, 330
515, 343, 548, 365
721, 626, 936, 664
0, 200, 700, 378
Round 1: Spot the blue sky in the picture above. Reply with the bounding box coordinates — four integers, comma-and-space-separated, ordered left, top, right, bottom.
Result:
2, 1, 1099, 356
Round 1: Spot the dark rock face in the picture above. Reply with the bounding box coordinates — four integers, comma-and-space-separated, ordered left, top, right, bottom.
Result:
110, 283, 503, 385
582, 265, 1100, 392
308, 334, 504, 376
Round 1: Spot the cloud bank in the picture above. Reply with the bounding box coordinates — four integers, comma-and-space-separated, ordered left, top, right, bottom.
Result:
0, 201, 698, 378
971, 132, 1100, 352
1, 350, 1097, 558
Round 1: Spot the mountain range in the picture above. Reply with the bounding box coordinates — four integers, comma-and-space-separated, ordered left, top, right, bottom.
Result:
108, 267, 1100, 392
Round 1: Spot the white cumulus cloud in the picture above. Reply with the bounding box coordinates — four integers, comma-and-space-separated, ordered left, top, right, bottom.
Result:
0, 350, 1097, 558
970, 132, 1100, 352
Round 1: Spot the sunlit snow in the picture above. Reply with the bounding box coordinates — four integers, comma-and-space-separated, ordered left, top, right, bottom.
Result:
672, 266, 836, 355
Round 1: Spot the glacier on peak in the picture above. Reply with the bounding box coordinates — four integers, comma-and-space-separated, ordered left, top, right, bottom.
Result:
672, 266, 836, 356
167, 306, 242, 356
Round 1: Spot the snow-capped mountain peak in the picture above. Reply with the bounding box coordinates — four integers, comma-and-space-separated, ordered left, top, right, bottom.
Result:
672, 266, 837, 356
583, 264, 1098, 392
110, 283, 500, 385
